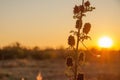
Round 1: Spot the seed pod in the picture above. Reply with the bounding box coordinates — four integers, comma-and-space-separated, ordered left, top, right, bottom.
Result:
79, 5, 85, 12
73, 5, 80, 14
68, 35, 75, 46
85, 1, 90, 7
77, 73, 84, 80
83, 23, 91, 34
79, 53, 84, 61
76, 19, 82, 29
66, 57, 73, 67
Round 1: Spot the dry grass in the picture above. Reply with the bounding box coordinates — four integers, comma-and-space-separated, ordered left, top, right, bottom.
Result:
0, 59, 67, 80
0, 59, 120, 80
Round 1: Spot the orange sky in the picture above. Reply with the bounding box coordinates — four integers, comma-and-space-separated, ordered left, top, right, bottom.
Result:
0, 0, 120, 49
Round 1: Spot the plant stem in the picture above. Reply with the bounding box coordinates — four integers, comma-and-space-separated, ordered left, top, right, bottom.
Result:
74, 15, 83, 80
74, 0, 84, 78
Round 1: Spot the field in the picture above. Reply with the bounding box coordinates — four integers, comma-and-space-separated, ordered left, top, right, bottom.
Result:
0, 58, 120, 80
0, 59, 66, 80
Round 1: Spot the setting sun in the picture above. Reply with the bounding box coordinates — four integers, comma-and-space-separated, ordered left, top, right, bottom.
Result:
98, 36, 113, 48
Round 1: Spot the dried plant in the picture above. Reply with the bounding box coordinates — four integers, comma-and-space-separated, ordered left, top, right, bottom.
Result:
66, 0, 95, 80
36, 72, 42, 80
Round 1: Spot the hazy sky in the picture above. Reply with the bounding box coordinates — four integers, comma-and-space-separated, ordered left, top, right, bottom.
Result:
0, 0, 120, 49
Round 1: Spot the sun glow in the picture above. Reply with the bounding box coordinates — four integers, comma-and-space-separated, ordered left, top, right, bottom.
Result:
98, 36, 113, 48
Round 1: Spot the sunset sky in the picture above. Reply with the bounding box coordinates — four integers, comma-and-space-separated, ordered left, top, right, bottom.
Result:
0, 0, 120, 49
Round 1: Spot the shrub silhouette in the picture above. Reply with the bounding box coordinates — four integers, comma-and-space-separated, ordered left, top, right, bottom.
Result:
0, 42, 67, 60
0, 42, 120, 63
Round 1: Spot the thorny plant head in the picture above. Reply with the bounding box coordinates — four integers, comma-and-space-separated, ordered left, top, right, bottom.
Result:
68, 0, 95, 47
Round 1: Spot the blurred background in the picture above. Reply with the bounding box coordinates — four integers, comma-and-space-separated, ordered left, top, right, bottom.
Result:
0, 0, 120, 80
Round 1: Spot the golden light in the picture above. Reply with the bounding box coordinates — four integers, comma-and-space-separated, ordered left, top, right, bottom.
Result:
98, 36, 113, 48
96, 54, 101, 58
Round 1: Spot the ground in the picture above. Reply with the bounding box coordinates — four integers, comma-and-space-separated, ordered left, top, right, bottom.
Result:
0, 59, 119, 80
